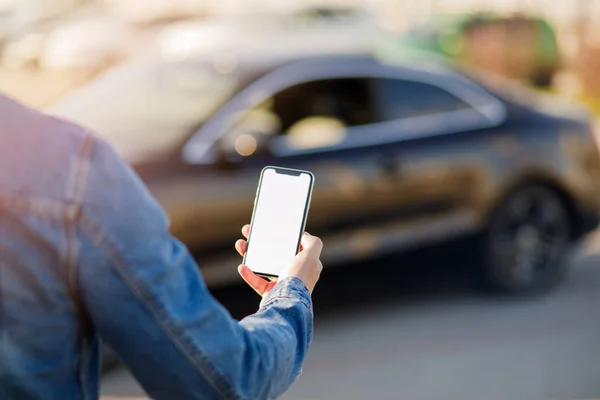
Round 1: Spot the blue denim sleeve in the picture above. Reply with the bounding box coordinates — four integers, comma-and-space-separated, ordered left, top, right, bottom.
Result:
77, 137, 313, 400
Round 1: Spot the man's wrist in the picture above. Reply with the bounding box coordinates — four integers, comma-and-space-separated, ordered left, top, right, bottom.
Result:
260, 277, 312, 311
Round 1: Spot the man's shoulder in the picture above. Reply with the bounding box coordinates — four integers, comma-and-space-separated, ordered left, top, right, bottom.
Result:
0, 94, 93, 201
0, 94, 89, 143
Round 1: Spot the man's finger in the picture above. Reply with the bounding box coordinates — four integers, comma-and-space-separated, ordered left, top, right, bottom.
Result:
241, 224, 251, 239
299, 232, 323, 257
235, 239, 247, 256
238, 264, 268, 296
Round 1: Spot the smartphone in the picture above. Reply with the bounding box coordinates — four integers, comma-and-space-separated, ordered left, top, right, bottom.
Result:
244, 166, 314, 278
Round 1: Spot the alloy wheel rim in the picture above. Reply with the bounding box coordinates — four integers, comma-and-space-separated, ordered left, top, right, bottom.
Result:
491, 189, 569, 286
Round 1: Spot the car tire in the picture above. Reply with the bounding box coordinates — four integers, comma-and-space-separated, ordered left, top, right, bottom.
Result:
480, 185, 572, 295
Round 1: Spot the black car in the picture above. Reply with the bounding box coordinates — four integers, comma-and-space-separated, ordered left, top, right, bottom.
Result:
49, 52, 600, 294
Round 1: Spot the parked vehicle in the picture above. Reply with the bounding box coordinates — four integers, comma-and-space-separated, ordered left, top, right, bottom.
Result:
49, 52, 600, 295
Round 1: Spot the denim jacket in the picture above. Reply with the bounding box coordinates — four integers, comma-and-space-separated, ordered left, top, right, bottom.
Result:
0, 94, 313, 400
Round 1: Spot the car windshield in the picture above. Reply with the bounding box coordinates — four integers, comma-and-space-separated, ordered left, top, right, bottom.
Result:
47, 57, 238, 162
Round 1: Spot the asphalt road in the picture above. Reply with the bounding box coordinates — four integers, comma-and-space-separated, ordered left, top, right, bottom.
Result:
101, 238, 600, 400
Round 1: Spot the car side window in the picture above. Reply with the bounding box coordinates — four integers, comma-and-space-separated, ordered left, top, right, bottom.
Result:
376, 78, 471, 121
223, 78, 375, 152
271, 78, 375, 132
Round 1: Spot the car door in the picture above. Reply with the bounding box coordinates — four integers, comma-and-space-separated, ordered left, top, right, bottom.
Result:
356, 77, 485, 226
348, 72, 506, 252
177, 61, 387, 268
179, 81, 379, 256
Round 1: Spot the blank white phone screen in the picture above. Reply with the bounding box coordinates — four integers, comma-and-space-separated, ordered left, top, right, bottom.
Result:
245, 168, 312, 276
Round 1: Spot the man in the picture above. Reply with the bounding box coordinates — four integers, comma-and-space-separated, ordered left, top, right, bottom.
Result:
0, 93, 323, 400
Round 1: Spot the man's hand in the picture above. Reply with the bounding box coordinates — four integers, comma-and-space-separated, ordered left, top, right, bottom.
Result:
235, 224, 323, 296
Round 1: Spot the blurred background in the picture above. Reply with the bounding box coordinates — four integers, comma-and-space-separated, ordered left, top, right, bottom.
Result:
3, 0, 600, 109
4, 0, 600, 399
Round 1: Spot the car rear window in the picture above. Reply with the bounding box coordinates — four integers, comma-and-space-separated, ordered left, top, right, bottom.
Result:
376, 78, 472, 121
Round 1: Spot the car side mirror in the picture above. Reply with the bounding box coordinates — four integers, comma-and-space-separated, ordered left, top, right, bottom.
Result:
215, 109, 281, 168
215, 130, 273, 168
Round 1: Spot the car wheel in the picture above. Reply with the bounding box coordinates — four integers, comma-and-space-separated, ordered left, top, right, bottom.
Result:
481, 185, 572, 294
